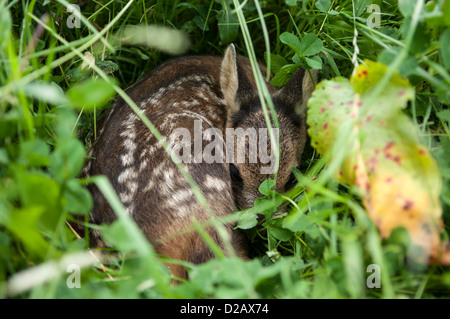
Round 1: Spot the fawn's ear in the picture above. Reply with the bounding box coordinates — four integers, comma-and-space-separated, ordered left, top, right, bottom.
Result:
275, 67, 318, 116
220, 44, 255, 119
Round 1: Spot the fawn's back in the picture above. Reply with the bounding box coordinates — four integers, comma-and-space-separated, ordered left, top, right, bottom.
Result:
79, 45, 316, 280
81, 53, 263, 279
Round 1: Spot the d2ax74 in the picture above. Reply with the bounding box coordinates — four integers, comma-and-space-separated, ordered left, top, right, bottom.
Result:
224, 303, 269, 314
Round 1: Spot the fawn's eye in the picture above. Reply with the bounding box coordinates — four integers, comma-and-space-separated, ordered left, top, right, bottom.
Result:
229, 164, 243, 189
284, 172, 298, 191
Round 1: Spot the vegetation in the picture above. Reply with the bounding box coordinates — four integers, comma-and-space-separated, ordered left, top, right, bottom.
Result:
0, 0, 449, 299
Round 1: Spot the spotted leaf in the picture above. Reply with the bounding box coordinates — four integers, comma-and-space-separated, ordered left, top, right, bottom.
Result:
307, 60, 448, 265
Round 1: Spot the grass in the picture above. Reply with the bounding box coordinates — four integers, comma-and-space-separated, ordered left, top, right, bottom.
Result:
0, 0, 449, 299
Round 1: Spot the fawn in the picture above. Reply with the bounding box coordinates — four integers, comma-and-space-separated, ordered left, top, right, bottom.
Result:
79, 44, 316, 280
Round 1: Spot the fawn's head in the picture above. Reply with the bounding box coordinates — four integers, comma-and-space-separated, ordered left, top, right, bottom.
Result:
220, 44, 317, 210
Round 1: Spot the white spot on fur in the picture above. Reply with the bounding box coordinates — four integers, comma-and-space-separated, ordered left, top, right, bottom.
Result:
173, 188, 193, 203
120, 153, 134, 166
119, 191, 133, 203
97, 108, 116, 137
143, 179, 155, 193
82, 159, 91, 176
152, 162, 166, 177
175, 205, 195, 218
140, 75, 216, 109
166, 188, 195, 217
161, 116, 177, 131
146, 144, 158, 157
139, 158, 148, 172
204, 175, 228, 192
119, 179, 138, 208
190, 99, 200, 106
196, 90, 210, 102
92, 229, 102, 240
164, 169, 175, 187
123, 112, 138, 126
125, 203, 135, 216
119, 112, 138, 168
123, 139, 136, 152
118, 167, 137, 184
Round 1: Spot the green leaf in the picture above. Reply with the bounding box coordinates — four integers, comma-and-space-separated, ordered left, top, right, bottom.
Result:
398, 0, 417, 18
435, 137, 450, 179
264, 52, 288, 74
342, 239, 364, 298
280, 32, 302, 56
53, 108, 77, 140
193, 15, 209, 31
285, 0, 300, 6
409, 23, 431, 54
63, 179, 93, 215
437, 109, 450, 124
101, 220, 138, 253
0, 1, 11, 49
216, 1, 239, 44
18, 173, 59, 207
292, 53, 302, 64
270, 64, 299, 87
0, 148, 9, 165
445, 0, 450, 27
118, 25, 191, 55
315, 0, 331, 12
269, 220, 294, 241
440, 29, 450, 70
299, 33, 323, 56
19, 139, 50, 168
17, 172, 61, 231
50, 139, 86, 182
305, 56, 322, 69
4, 207, 50, 257
282, 211, 320, 238
306, 77, 354, 155
237, 210, 259, 230
250, 191, 284, 217
378, 48, 419, 77
24, 81, 67, 105
259, 178, 276, 195
437, 87, 450, 105
67, 78, 116, 110
423, 1, 446, 27
65, 66, 90, 82
355, 0, 370, 16
95, 60, 119, 75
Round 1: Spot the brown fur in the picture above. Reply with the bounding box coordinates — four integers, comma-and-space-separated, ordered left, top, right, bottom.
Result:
76, 45, 316, 280
221, 45, 317, 210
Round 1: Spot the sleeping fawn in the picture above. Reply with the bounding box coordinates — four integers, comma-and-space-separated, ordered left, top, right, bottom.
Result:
78, 44, 316, 280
